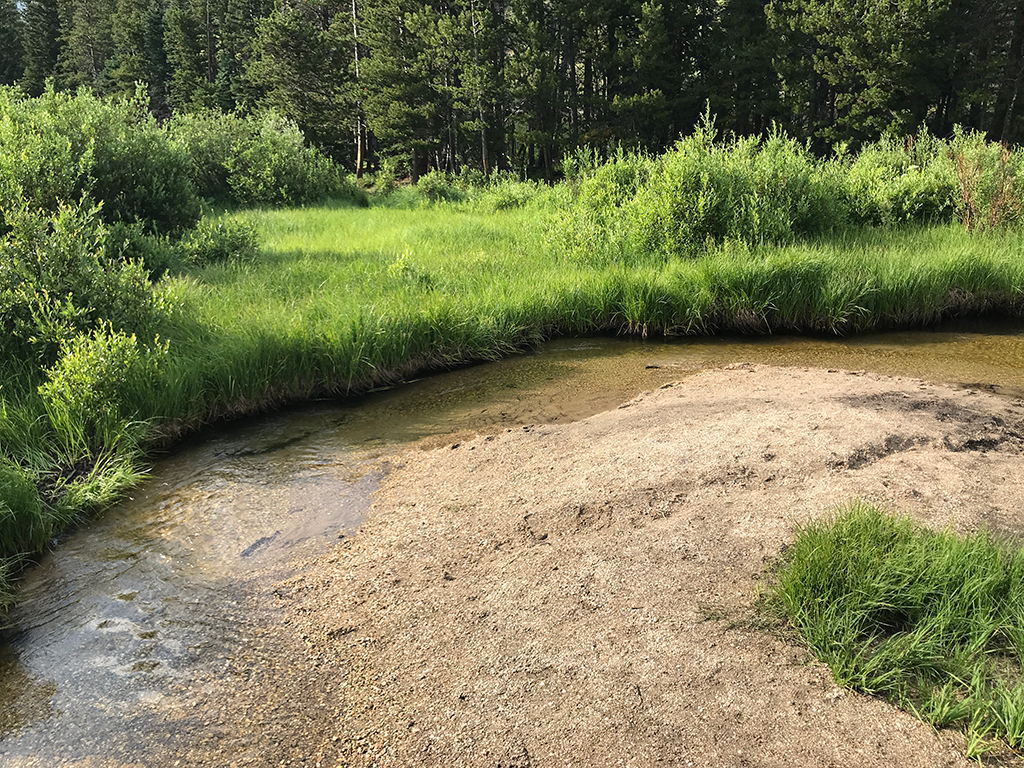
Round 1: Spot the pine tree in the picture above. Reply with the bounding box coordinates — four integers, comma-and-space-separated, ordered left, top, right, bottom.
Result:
21, 0, 62, 94
0, 0, 24, 85
250, 0, 357, 156
58, 0, 117, 90
164, 0, 218, 109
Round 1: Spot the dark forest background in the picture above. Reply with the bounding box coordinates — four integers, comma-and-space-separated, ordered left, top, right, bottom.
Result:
1, 0, 1022, 179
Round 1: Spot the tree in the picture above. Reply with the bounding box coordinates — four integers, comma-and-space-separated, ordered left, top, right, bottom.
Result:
163, 0, 218, 109
21, 0, 62, 94
58, 0, 117, 90
0, 0, 24, 85
250, 0, 356, 157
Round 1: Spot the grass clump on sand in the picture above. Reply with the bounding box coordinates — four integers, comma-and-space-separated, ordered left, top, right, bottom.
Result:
770, 501, 1024, 757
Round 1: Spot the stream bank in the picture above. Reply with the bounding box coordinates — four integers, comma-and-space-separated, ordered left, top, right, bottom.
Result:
282, 365, 1024, 767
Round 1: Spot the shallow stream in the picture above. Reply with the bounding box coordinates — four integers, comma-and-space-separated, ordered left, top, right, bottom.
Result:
3, 324, 1024, 764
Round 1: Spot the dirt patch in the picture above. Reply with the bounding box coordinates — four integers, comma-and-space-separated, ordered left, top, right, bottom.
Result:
208, 365, 1024, 766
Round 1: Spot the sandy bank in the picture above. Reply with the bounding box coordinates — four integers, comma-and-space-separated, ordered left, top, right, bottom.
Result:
280, 365, 1024, 767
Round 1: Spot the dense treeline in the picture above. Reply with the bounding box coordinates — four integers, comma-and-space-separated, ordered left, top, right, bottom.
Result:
2, 0, 1023, 178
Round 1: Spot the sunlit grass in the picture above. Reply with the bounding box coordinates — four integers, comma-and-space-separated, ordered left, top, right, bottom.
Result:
769, 501, 1024, 756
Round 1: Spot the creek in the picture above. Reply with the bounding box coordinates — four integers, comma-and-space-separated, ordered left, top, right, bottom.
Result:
2, 323, 1024, 765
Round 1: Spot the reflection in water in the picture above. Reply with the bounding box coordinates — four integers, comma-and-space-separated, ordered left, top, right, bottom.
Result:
2, 324, 1024, 764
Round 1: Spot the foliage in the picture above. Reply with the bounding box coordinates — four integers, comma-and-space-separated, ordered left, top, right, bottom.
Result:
168, 108, 368, 208
950, 128, 1024, 232
0, 202, 157, 366
180, 217, 260, 267
105, 221, 182, 279
416, 171, 466, 204
842, 131, 957, 226
768, 501, 1024, 752
38, 325, 168, 454
0, 85, 200, 235
560, 122, 846, 262
7, 0, 1024, 179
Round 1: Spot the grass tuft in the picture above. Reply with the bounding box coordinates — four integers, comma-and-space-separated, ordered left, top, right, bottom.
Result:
769, 500, 1024, 753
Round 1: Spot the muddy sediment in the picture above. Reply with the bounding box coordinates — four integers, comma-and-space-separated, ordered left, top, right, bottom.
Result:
258, 364, 1024, 768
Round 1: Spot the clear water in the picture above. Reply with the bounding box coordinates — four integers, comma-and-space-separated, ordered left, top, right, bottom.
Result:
3, 324, 1024, 764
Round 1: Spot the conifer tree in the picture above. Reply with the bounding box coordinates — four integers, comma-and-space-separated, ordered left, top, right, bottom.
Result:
0, 0, 24, 85
21, 0, 62, 94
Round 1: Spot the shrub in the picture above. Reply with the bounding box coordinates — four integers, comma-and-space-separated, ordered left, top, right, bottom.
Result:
417, 171, 466, 204
165, 108, 248, 202
88, 95, 201, 236
0, 85, 201, 236
180, 218, 260, 267
38, 325, 168, 454
0, 203, 157, 365
844, 131, 957, 226
105, 222, 183, 279
169, 109, 367, 208
622, 127, 841, 256
950, 128, 1024, 231
559, 121, 845, 263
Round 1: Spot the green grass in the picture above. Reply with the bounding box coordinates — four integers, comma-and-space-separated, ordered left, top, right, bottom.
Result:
144, 207, 1024, 444
769, 501, 1024, 757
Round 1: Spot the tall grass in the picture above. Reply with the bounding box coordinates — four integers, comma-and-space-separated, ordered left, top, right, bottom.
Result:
769, 502, 1024, 756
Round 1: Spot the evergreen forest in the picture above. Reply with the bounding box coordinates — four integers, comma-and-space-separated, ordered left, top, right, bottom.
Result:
2, 0, 1024, 177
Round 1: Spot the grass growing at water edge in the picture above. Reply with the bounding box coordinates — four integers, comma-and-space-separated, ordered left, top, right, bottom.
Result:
768, 501, 1024, 758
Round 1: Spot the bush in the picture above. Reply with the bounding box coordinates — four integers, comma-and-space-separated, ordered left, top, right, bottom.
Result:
88, 95, 201, 236
950, 128, 1024, 231
558, 121, 845, 263
844, 131, 957, 226
169, 109, 368, 208
0, 85, 201, 236
105, 222, 184, 279
0, 203, 157, 365
622, 127, 841, 256
180, 218, 260, 267
416, 171, 466, 204
38, 326, 168, 454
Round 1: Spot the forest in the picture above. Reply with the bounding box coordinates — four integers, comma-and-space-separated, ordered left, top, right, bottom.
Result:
1, 0, 1024, 178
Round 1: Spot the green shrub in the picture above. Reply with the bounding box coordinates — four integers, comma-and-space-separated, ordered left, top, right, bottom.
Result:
38, 325, 168, 454
950, 128, 1024, 231
0, 203, 157, 365
180, 218, 260, 267
417, 171, 466, 204
105, 222, 183, 279
623, 127, 841, 256
844, 132, 957, 226
475, 176, 543, 211
88, 95, 201, 236
168, 109, 367, 208
559, 122, 845, 263
0, 85, 201, 236
165, 108, 248, 202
